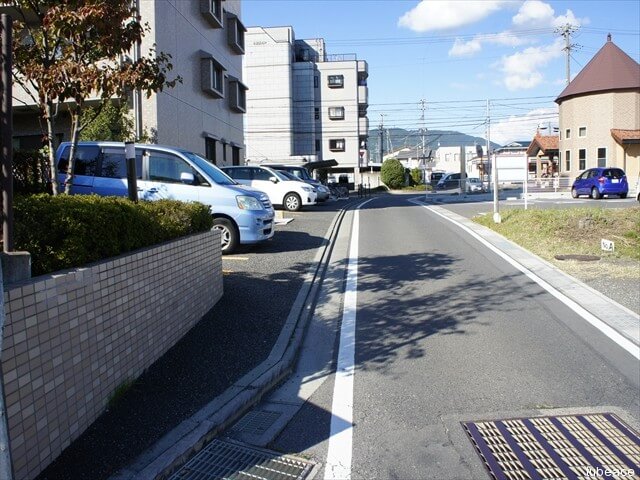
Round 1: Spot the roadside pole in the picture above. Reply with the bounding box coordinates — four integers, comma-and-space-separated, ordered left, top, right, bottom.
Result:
487, 99, 501, 223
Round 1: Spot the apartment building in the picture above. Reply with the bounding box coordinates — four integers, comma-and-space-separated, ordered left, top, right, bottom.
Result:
244, 26, 369, 181
12, 0, 247, 165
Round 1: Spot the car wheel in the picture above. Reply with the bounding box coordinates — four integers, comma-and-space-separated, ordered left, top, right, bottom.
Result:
571, 188, 578, 198
212, 218, 238, 254
619, 192, 627, 199
591, 187, 601, 199
284, 192, 301, 211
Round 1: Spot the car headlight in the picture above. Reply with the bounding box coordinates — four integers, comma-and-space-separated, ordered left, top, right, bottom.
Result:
301, 186, 313, 192
236, 195, 263, 210
318, 186, 329, 193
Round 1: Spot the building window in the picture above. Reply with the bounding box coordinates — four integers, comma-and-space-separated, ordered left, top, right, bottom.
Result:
222, 143, 227, 164
314, 107, 320, 120
226, 13, 246, 54
328, 75, 344, 88
597, 147, 606, 167
205, 138, 217, 164
565, 150, 570, 171
315, 140, 321, 152
314, 76, 319, 88
579, 127, 587, 137
565, 129, 571, 139
201, 55, 226, 98
328, 106, 345, 120
578, 149, 586, 170
228, 77, 247, 112
329, 139, 345, 152
200, 0, 224, 28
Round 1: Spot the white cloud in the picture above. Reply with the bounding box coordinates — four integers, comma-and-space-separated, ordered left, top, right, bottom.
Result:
498, 38, 564, 90
398, 0, 510, 32
449, 38, 482, 57
513, 0, 555, 27
490, 107, 558, 145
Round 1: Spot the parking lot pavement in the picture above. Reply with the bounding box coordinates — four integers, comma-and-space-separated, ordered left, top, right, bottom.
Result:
36, 199, 354, 480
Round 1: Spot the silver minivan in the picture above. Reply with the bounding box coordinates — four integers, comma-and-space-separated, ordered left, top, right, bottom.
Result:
55, 142, 275, 253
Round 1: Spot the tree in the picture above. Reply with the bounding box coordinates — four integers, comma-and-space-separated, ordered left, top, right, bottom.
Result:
79, 102, 133, 142
381, 159, 406, 189
7, 0, 181, 194
410, 168, 422, 185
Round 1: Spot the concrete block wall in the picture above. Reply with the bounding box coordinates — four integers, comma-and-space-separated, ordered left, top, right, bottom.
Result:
1, 230, 223, 480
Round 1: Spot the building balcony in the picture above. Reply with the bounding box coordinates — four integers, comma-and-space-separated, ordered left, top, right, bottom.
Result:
357, 60, 368, 80
359, 116, 369, 133
358, 85, 368, 105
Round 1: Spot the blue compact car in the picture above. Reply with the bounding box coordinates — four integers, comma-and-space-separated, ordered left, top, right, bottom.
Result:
571, 167, 628, 199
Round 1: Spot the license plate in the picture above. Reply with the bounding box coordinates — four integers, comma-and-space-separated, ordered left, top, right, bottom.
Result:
612, 179, 619, 183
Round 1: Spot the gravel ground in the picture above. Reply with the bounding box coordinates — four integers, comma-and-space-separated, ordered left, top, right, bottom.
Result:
35, 199, 350, 480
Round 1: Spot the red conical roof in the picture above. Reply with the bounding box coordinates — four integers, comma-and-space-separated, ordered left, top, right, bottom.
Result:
555, 35, 640, 104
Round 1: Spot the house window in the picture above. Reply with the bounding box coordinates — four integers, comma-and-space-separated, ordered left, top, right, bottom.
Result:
579, 127, 587, 137
565, 129, 571, 139
328, 106, 345, 120
597, 147, 606, 167
578, 149, 586, 170
226, 13, 246, 54
329, 139, 345, 152
315, 140, 321, 152
565, 150, 571, 171
328, 75, 344, 88
205, 138, 217, 164
228, 77, 247, 112
314, 107, 320, 120
201, 55, 226, 98
201, 0, 224, 28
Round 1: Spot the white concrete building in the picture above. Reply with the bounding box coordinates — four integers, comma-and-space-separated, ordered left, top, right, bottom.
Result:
244, 26, 369, 181
12, 0, 247, 165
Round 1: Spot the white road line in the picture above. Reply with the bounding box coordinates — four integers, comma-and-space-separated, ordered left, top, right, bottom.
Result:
325, 199, 374, 480
422, 204, 640, 360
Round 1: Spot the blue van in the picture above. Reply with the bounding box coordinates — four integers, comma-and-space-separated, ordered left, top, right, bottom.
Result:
55, 142, 274, 253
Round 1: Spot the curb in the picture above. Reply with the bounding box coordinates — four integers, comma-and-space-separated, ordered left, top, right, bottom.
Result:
111, 202, 355, 480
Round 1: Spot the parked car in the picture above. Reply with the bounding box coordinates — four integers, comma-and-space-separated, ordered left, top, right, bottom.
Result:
571, 167, 629, 199
221, 165, 317, 211
436, 172, 462, 190
466, 177, 484, 193
430, 171, 446, 187
55, 142, 275, 254
263, 164, 330, 202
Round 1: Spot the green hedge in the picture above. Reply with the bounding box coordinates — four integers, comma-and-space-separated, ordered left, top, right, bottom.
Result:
14, 194, 213, 276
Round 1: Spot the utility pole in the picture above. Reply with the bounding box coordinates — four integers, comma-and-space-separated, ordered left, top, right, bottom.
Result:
556, 23, 578, 85
419, 99, 426, 183
487, 99, 500, 223
379, 113, 385, 164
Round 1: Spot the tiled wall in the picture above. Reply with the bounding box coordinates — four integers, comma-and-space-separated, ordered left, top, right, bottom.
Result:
1, 230, 223, 480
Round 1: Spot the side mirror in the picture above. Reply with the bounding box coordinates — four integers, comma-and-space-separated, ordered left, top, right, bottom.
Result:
180, 172, 195, 184
269, 176, 279, 183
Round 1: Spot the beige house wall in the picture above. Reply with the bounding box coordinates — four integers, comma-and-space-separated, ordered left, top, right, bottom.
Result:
558, 91, 640, 179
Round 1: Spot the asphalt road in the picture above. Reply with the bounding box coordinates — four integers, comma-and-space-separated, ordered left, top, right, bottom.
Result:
35, 199, 351, 480
271, 194, 640, 479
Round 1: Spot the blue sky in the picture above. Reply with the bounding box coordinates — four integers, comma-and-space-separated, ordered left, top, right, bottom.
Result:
242, 0, 640, 145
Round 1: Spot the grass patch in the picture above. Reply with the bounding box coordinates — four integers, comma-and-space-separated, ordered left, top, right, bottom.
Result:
473, 206, 640, 262
401, 184, 432, 191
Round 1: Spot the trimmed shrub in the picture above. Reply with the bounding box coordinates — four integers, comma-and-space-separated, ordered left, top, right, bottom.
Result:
410, 168, 423, 185
381, 159, 405, 189
14, 194, 213, 276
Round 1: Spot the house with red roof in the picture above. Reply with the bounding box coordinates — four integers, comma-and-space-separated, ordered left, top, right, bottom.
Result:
555, 34, 640, 187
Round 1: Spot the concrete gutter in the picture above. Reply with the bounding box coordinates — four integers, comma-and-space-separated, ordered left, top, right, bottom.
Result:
111, 204, 353, 480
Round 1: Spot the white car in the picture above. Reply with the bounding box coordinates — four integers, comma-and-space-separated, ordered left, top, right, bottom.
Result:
221, 165, 317, 211
466, 177, 484, 193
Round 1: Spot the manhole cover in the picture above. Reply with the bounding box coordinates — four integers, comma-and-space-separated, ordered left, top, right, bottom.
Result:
464, 413, 640, 480
170, 439, 315, 480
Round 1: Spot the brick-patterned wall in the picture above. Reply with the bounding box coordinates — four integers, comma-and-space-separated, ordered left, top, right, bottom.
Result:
1, 230, 223, 480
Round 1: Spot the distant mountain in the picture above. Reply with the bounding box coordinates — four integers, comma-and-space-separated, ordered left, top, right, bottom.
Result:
367, 128, 501, 158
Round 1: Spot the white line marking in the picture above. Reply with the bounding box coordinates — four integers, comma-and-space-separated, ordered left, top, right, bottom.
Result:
422, 203, 639, 360
325, 199, 374, 480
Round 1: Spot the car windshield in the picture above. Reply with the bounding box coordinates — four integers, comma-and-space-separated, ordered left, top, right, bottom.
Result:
277, 170, 301, 181
269, 169, 290, 181
182, 152, 237, 185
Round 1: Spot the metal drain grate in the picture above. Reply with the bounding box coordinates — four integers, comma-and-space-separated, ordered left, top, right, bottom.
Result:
464, 413, 640, 480
230, 410, 282, 436
170, 439, 315, 480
